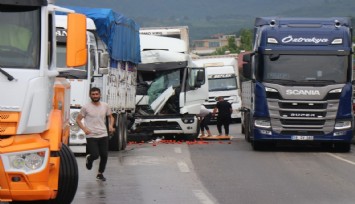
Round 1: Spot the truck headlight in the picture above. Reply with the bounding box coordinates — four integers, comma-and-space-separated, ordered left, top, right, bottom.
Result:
230, 96, 240, 103
254, 119, 271, 129
70, 133, 77, 140
78, 133, 86, 140
334, 120, 351, 130
70, 123, 80, 132
70, 111, 79, 122
1, 148, 49, 174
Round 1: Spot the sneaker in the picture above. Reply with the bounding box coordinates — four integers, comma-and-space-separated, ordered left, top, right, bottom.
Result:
86, 154, 92, 170
96, 173, 106, 181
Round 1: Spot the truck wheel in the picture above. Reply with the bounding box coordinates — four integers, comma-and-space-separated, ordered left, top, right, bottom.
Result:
109, 113, 122, 151
185, 122, 200, 141
54, 143, 79, 204
252, 140, 264, 151
185, 133, 198, 141
241, 112, 245, 134
333, 143, 351, 152
120, 113, 128, 150
244, 112, 251, 143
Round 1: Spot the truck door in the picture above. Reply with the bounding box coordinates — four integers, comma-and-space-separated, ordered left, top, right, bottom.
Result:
182, 67, 208, 114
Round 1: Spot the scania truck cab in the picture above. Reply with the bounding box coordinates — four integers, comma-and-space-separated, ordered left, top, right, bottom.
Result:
241, 17, 353, 152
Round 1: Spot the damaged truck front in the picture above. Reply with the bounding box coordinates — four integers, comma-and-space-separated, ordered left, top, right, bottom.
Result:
129, 35, 208, 141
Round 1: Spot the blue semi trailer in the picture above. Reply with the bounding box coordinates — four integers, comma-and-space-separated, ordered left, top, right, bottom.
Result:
241, 17, 353, 152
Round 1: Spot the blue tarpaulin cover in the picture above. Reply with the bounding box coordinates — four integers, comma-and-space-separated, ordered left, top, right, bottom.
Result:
57, 6, 141, 64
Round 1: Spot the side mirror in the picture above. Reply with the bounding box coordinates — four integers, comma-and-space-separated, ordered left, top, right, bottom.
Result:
99, 52, 109, 68
66, 13, 87, 67
195, 70, 205, 88
242, 53, 253, 79
243, 63, 252, 79
243, 54, 251, 62
98, 68, 109, 75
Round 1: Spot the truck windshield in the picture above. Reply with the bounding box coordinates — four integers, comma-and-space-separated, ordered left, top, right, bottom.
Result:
262, 55, 348, 84
0, 6, 40, 69
208, 76, 237, 91
56, 44, 87, 79
147, 69, 181, 104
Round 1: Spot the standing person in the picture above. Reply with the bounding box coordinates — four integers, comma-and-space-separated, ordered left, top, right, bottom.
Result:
212, 96, 232, 136
76, 87, 114, 181
197, 105, 213, 137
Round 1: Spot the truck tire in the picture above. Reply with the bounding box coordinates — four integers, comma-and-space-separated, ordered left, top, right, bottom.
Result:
244, 112, 251, 143
252, 140, 264, 151
241, 112, 245, 134
333, 143, 351, 153
54, 143, 79, 204
120, 113, 128, 150
109, 113, 122, 151
185, 122, 200, 141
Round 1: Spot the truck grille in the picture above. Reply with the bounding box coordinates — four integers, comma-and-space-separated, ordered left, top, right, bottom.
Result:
267, 98, 338, 135
136, 121, 182, 131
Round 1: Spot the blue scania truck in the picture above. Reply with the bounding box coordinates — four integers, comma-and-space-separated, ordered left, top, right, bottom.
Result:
241, 17, 353, 151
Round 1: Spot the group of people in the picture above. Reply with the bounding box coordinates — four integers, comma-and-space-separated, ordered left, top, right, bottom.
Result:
197, 96, 233, 137
76, 87, 233, 181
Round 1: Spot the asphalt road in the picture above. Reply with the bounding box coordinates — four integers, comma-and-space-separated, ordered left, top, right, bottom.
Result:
5, 122, 355, 204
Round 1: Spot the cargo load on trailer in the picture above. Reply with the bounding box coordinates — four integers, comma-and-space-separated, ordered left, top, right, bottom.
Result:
56, 7, 140, 152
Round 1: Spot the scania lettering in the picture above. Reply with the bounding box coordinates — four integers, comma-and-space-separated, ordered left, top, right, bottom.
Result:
285, 90, 321, 95
241, 17, 353, 152
0, 1, 87, 202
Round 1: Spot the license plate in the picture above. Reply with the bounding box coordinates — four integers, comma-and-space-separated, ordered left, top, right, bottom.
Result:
291, 136, 314, 140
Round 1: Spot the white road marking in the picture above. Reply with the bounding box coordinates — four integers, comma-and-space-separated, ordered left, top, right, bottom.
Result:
174, 147, 182, 153
193, 190, 215, 204
177, 161, 190, 173
326, 153, 355, 166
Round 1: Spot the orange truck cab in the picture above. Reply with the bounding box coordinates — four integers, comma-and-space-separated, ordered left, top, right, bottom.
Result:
0, 1, 86, 203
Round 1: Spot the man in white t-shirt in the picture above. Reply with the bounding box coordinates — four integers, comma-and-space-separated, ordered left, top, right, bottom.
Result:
76, 87, 114, 181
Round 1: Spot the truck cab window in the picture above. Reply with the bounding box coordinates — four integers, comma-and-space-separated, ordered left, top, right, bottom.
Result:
262, 55, 347, 84
0, 6, 40, 68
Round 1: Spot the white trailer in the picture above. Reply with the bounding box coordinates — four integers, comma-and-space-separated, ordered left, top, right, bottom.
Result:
193, 56, 242, 121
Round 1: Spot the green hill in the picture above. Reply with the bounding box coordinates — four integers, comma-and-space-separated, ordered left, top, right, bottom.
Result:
56, 0, 355, 40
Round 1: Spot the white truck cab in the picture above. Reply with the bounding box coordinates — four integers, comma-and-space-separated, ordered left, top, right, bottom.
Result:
193, 56, 241, 121
130, 35, 208, 141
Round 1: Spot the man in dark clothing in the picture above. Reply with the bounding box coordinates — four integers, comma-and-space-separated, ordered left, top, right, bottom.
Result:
212, 96, 232, 136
